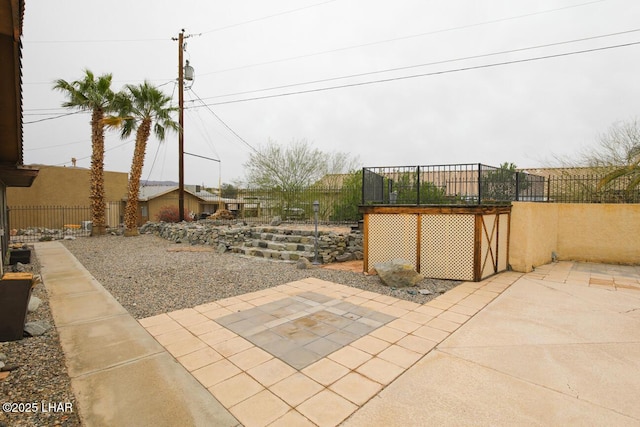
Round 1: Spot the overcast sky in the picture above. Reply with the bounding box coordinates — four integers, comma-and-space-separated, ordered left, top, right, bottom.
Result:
21, 0, 640, 187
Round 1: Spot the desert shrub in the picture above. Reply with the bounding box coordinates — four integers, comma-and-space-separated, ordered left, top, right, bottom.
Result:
155, 205, 193, 223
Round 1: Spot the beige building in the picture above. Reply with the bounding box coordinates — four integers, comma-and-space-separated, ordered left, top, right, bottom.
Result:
7, 165, 128, 229
137, 186, 203, 225
7, 165, 128, 206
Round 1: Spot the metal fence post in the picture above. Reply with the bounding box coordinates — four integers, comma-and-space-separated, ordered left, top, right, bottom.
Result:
361, 167, 365, 206
416, 165, 421, 206
477, 163, 482, 205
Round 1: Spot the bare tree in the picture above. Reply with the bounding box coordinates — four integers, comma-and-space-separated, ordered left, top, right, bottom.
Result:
550, 118, 640, 168
243, 138, 359, 190
551, 118, 640, 201
583, 118, 640, 168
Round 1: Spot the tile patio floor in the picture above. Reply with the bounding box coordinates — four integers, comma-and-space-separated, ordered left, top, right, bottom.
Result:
139, 266, 524, 427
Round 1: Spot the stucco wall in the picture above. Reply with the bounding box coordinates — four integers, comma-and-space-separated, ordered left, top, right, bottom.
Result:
7, 165, 128, 205
147, 191, 202, 222
509, 203, 558, 272
556, 203, 640, 264
510, 202, 640, 272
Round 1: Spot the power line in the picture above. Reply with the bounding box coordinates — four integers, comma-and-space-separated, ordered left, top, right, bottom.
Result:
24, 139, 86, 151
198, 0, 606, 77
188, 40, 640, 107
24, 37, 169, 44
24, 110, 86, 124
23, 1, 339, 44
183, 102, 222, 160
52, 138, 134, 166
189, 89, 259, 154
197, 28, 640, 102
200, 0, 339, 35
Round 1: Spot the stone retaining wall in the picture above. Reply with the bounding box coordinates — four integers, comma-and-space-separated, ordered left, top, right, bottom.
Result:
139, 221, 364, 263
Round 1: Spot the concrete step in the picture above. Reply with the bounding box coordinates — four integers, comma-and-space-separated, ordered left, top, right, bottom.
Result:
248, 231, 315, 244
243, 238, 314, 253
229, 245, 315, 262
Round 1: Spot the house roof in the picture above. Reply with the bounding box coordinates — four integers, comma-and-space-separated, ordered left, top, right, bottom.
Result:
137, 185, 208, 202
521, 166, 614, 177
0, 0, 38, 187
194, 190, 226, 202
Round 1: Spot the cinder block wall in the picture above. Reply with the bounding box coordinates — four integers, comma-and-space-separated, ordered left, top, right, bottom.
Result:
510, 202, 640, 272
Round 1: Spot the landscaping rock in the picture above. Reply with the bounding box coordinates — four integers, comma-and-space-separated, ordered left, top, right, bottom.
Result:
216, 243, 227, 254
24, 320, 51, 337
374, 259, 424, 288
28, 295, 42, 312
297, 258, 313, 269
270, 216, 282, 226
135, 222, 364, 264
335, 253, 354, 262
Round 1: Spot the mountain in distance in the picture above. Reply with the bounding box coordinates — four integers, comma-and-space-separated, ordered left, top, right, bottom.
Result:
141, 180, 179, 186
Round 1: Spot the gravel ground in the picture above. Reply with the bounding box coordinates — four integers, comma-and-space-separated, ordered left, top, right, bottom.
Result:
0, 254, 81, 427
0, 231, 461, 427
61, 233, 461, 319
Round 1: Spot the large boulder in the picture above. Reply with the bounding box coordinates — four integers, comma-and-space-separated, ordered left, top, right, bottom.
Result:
374, 259, 423, 288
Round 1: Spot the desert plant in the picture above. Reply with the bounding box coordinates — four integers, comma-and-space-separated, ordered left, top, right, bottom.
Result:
155, 206, 193, 223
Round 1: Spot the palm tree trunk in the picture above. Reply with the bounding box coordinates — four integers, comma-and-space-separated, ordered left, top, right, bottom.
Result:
90, 108, 107, 236
124, 118, 152, 236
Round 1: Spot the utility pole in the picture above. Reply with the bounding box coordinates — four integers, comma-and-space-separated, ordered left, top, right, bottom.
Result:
177, 30, 186, 221
173, 30, 195, 220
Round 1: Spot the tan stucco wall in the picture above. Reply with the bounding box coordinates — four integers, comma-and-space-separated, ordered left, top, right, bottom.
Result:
556, 203, 640, 264
147, 191, 202, 222
7, 165, 128, 205
510, 202, 640, 272
510, 203, 559, 272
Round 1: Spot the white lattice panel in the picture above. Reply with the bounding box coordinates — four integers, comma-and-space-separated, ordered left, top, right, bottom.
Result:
420, 214, 475, 281
367, 214, 418, 269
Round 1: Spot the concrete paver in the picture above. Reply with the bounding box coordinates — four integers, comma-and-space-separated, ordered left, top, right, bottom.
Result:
35, 241, 640, 426
35, 242, 239, 427
345, 262, 640, 426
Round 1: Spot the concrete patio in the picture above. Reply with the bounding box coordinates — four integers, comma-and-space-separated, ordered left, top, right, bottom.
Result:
35, 241, 640, 426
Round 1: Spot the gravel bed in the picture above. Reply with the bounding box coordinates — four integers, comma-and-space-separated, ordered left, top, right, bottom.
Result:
61, 233, 462, 319
0, 231, 461, 427
0, 254, 81, 427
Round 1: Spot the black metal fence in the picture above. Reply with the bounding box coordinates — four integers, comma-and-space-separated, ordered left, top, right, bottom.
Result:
227, 183, 362, 224
546, 173, 640, 203
8, 202, 123, 243
7, 169, 637, 242
363, 164, 546, 205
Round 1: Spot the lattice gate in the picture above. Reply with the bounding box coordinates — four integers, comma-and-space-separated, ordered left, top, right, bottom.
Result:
362, 206, 511, 282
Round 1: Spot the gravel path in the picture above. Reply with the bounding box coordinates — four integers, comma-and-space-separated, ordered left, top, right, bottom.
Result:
61, 233, 461, 319
1, 232, 461, 426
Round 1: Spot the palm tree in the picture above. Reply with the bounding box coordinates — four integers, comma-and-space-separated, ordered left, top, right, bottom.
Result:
112, 81, 179, 236
53, 70, 116, 235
